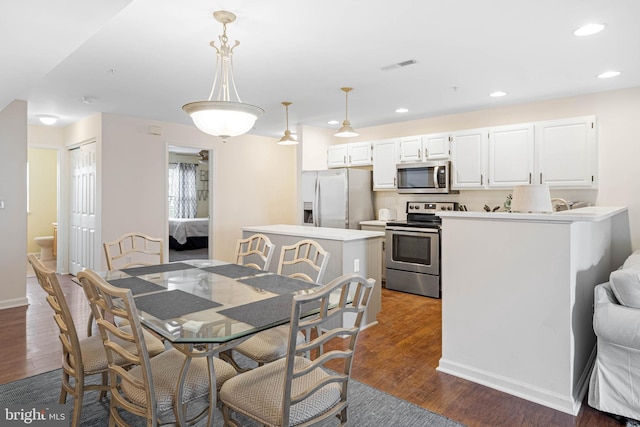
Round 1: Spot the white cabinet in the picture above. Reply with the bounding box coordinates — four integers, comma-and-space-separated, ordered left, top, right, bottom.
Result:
327, 142, 372, 168
422, 133, 450, 159
398, 136, 422, 162
535, 116, 597, 188
488, 124, 535, 188
450, 128, 489, 189
372, 139, 399, 190
399, 133, 450, 162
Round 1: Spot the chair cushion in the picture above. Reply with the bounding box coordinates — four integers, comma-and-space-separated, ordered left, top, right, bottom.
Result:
622, 250, 640, 269
79, 326, 165, 374
610, 266, 640, 309
220, 356, 341, 426
234, 325, 306, 364
122, 348, 237, 414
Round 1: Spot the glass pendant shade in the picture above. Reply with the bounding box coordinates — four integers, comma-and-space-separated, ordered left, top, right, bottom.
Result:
334, 87, 359, 137
182, 10, 264, 142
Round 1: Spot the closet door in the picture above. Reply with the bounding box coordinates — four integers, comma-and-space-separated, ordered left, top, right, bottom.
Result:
69, 142, 97, 275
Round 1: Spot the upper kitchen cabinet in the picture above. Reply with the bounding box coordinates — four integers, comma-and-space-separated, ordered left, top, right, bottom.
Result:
327, 142, 372, 168
399, 133, 450, 162
422, 133, 450, 159
535, 116, 597, 188
488, 123, 535, 188
450, 128, 489, 189
372, 139, 400, 190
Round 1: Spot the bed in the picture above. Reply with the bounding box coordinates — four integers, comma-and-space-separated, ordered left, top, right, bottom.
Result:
168, 218, 209, 251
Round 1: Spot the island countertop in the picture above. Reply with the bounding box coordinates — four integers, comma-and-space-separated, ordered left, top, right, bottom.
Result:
437, 206, 627, 223
242, 224, 385, 241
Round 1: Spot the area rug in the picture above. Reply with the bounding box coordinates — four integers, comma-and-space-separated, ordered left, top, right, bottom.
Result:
0, 369, 465, 426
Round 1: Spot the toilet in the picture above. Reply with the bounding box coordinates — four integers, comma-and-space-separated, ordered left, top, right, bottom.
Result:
34, 236, 55, 261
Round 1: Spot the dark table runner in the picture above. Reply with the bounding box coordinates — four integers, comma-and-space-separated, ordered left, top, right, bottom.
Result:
200, 263, 264, 279
218, 295, 320, 328
239, 275, 317, 295
133, 289, 222, 320
107, 277, 164, 295
120, 262, 195, 276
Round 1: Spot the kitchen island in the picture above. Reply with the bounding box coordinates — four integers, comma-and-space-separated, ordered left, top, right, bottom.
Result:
436, 207, 632, 415
241, 224, 384, 327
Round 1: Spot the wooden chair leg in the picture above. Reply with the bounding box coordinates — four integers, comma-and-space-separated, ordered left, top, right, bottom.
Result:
71, 392, 83, 427
58, 372, 68, 404
99, 372, 108, 400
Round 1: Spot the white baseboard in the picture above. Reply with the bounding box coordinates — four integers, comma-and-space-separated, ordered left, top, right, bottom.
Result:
437, 357, 585, 416
0, 297, 29, 310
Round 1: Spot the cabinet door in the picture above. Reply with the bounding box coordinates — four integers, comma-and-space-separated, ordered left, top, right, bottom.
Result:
327, 145, 348, 168
535, 116, 597, 188
348, 142, 373, 166
451, 128, 488, 189
422, 133, 450, 159
399, 136, 423, 162
488, 124, 534, 187
372, 139, 399, 190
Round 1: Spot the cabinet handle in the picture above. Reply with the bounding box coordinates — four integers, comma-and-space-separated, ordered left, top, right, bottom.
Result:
344, 155, 346, 164
349, 155, 352, 163
394, 177, 396, 186
529, 173, 532, 184
539, 173, 542, 184
424, 148, 428, 159
417, 148, 421, 159
481, 174, 484, 186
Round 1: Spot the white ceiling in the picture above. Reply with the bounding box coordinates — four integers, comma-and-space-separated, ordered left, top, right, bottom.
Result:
4, 0, 639, 140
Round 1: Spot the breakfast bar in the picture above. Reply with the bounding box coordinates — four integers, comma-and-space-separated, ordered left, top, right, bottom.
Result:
436, 207, 632, 415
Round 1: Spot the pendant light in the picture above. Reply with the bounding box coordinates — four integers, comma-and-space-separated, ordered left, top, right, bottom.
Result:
277, 102, 297, 145
334, 87, 359, 137
182, 11, 264, 142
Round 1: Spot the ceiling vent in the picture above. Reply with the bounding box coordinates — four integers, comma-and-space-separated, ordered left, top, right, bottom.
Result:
381, 59, 417, 71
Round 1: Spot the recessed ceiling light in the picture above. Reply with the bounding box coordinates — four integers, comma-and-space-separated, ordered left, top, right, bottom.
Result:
81, 96, 97, 104
573, 23, 606, 36
489, 91, 507, 97
597, 70, 621, 79
328, 120, 339, 125
395, 108, 409, 113
37, 114, 58, 125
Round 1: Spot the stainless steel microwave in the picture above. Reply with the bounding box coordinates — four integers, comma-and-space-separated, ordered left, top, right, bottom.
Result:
396, 160, 456, 194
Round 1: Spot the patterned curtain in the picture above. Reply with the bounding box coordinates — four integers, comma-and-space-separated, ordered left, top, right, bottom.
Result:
168, 162, 197, 218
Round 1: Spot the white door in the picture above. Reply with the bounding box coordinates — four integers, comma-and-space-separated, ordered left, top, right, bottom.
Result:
347, 142, 372, 166
422, 133, 450, 159
372, 139, 399, 190
450, 128, 489, 189
488, 124, 535, 187
399, 136, 423, 162
69, 142, 97, 275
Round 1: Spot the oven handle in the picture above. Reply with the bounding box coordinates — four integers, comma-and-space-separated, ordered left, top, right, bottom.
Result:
386, 226, 439, 234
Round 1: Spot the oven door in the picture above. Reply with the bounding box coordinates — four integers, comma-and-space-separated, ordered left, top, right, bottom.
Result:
385, 226, 439, 275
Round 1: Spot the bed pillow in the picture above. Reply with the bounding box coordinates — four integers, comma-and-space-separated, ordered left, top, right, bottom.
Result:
610, 265, 640, 308
622, 250, 640, 269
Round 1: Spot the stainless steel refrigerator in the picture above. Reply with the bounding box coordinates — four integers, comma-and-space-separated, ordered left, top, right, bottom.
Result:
301, 169, 374, 229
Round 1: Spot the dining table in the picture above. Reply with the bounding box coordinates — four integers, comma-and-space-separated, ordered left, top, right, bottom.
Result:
94, 258, 336, 426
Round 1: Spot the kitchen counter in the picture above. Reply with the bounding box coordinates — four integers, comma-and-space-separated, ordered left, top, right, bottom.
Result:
437, 206, 632, 415
359, 220, 388, 227
242, 224, 384, 241
437, 206, 625, 222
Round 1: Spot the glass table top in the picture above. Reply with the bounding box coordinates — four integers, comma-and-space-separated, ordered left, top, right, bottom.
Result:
100, 259, 326, 344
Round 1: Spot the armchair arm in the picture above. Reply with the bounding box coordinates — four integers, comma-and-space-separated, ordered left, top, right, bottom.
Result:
593, 283, 640, 350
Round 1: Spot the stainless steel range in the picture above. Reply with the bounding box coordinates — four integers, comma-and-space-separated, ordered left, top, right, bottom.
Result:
385, 201, 457, 298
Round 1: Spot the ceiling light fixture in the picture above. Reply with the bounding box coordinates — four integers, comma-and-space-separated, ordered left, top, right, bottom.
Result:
277, 102, 297, 145
597, 70, 621, 79
573, 23, 606, 36
334, 87, 359, 138
395, 108, 409, 113
328, 120, 339, 125
489, 91, 507, 97
182, 10, 264, 142
37, 114, 58, 125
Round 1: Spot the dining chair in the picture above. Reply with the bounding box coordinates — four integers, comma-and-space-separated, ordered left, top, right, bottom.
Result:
230, 239, 331, 368
103, 232, 164, 270
220, 273, 375, 427
77, 269, 237, 427
27, 254, 165, 427
234, 233, 275, 271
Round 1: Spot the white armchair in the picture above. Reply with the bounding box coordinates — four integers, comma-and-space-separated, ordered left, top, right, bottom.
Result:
588, 254, 640, 422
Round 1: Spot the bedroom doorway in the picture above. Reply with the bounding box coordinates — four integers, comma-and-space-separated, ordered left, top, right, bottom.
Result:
167, 146, 211, 261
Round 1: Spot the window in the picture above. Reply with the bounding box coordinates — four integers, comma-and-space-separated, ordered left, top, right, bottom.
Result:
168, 162, 197, 218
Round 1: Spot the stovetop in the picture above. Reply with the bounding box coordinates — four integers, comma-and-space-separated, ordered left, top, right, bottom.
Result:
385, 201, 458, 229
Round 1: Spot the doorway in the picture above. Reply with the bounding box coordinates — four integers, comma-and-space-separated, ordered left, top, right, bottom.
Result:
167, 146, 211, 261
26, 147, 58, 276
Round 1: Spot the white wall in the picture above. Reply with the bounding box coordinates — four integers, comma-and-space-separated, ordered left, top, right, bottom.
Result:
0, 100, 28, 309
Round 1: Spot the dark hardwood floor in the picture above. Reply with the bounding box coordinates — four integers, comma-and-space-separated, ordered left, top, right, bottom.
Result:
0, 275, 623, 427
